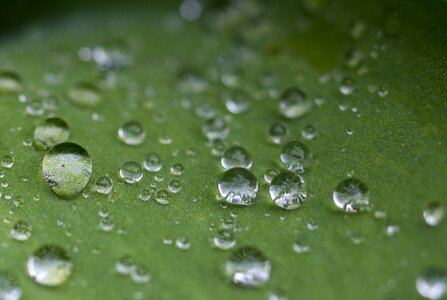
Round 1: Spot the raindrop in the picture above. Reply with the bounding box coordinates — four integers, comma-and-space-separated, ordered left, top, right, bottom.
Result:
170, 163, 184, 176
218, 168, 258, 206
42, 143, 92, 198
34, 117, 70, 150
95, 176, 113, 195
119, 161, 143, 184
339, 77, 355, 95
168, 180, 182, 193
118, 121, 146, 146
221, 146, 253, 169
269, 171, 307, 210
224, 246, 271, 287
177, 68, 207, 94
333, 178, 369, 213
0, 71, 22, 93
269, 122, 288, 144
213, 229, 236, 250
130, 266, 151, 284
68, 83, 101, 108
155, 189, 170, 205
25, 100, 44, 116
280, 141, 312, 173
292, 239, 310, 254
385, 222, 400, 237
27, 245, 73, 286
175, 237, 191, 250
116, 256, 135, 275
143, 153, 163, 172
301, 125, 317, 140
10, 221, 32, 241
1, 155, 14, 169
0, 271, 22, 300
224, 90, 250, 114
139, 189, 152, 201
416, 268, 446, 300
423, 202, 444, 227
278, 87, 311, 119
202, 117, 229, 141
99, 216, 114, 232
264, 168, 279, 184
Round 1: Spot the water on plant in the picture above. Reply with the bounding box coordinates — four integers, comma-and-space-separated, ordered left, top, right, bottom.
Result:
0, 271, 22, 300
278, 87, 312, 119
423, 202, 444, 227
213, 229, 236, 250
68, 82, 101, 107
119, 161, 143, 184
34, 117, 70, 150
269, 171, 307, 210
221, 146, 253, 169
280, 141, 312, 173
10, 221, 32, 241
143, 153, 162, 172
95, 176, 113, 195
118, 121, 146, 146
416, 268, 446, 300
0, 71, 22, 93
218, 168, 258, 206
333, 178, 369, 213
269, 122, 288, 144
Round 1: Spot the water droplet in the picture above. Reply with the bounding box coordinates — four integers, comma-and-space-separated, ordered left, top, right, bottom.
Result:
416, 268, 446, 300
139, 189, 152, 201
179, 0, 202, 21
177, 68, 207, 94
221, 146, 253, 169
99, 216, 114, 232
213, 229, 236, 250
27, 245, 73, 286
119, 161, 143, 184
10, 221, 32, 241
170, 163, 184, 176
0, 71, 22, 93
68, 83, 101, 108
423, 202, 444, 227
42, 143, 92, 198
130, 266, 151, 284
279, 87, 311, 119
0, 271, 22, 300
264, 168, 279, 184
333, 178, 369, 213
143, 153, 162, 172
292, 239, 310, 254
301, 125, 317, 140
118, 121, 146, 146
307, 220, 319, 231
115, 256, 135, 275
280, 141, 312, 173
385, 222, 400, 237
218, 168, 258, 206
1, 155, 14, 169
374, 209, 387, 219
202, 117, 229, 141
269, 171, 307, 210
168, 180, 182, 193
34, 118, 70, 150
95, 176, 113, 195
268, 289, 287, 300
175, 236, 191, 250
339, 77, 355, 95
25, 99, 44, 116
224, 246, 271, 287
155, 189, 170, 205
224, 90, 250, 114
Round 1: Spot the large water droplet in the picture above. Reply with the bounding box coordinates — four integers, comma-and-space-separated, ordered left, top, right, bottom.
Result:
416, 268, 446, 300
0, 271, 22, 300
333, 178, 369, 213
423, 202, 444, 227
278, 88, 311, 119
218, 168, 258, 206
68, 83, 101, 108
269, 171, 307, 210
280, 141, 312, 173
10, 221, 32, 241
34, 118, 70, 150
118, 121, 146, 146
27, 245, 73, 286
42, 143, 92, 198
221, 146, 253, 169
119, 161, 143, 184
224, 246, 271, 287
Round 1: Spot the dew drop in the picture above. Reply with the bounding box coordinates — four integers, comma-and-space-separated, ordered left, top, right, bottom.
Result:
42, 143, 92, 198
1, 155, 14, 169
301, 124, 317, 140
264, 168, 279, 184
0, 71, 22, 93
130, 266, 151, 284
221, 146, 253, 169
170, 163, 184, 176
155, 189, 170, 205
202, 117, 229, 141
339, 77, 355, 95
10, 221, 32, 241
224, 90, 250, 114
27, 245, 73, 286
333, 178, 369, 213
95, 176, 113, 195
423, 202, 444, 227
116, 256, 135, 275
280, 141, 312, 173
292, 239, 310, 254
269, 171, 307, 210
168, 180, 182, 193
0, 271, 22, 300
224, 246, 271, 287
269, 122, 288, 144
213, 229, 236, 250
416, 268, 447, 300
175, 236, 191, 250
99, 216, 114, 232
119, 161, 143, 184
118, 121, 146, 146
34, 117, 70, 150
139, 189, 152, 201
68, 83, 101, 108
143, 153, 163, 172
278, 87, 311, 119
218, 168, 258, 206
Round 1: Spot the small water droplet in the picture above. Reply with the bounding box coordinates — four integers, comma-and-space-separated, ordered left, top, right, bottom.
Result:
119, 161, 143, 184
131, 265, 151, 284
213, 229, 236, 250
269, 122, 288, 145
95, 176, 113, 195
115, 256, 135, 275
34, 117, 70, 150
0, 71, 22, 93
423, 202, 444, 227
143, 153, 163, 172
155, 189, 170, 205
27, 245, 73, 286
0, 271, 22, 300
10, 221, 32, 241
292, 239, 310, 254
168, 180, 182, 193
175, 236, 191, 250
99, 216, 114, 232
68, 82, 101, 108
202, 117, 229, 141
264, 168, 279, 184
385, 221, 400, 237
218, 168, 258, 206
224, 90, 250, 114
278, 87, 312, 119
1, 155, 14, 169
280, 141, 312, 173
301, 125, 317, 140
339, 77, 355, 95
269, 171, 307, 210
416, 268, 446, 300
118, 121, 146, 146
333, 178, 369, 213
221, 146, 253, 169
170, 163, 184, 176
139, 189, 152, 201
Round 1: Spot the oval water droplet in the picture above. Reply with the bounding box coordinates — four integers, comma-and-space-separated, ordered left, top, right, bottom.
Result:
301, 124, 316, 140
1, 155, 14, 169
170, 163, 184, 176
333, 178, 369, 213
27, 245, 73, 286
279, 88, 311, 119
264, 168, 279, 184
213, 229, 236, 250
202, 117, 229, 141
175, 236, 191, 250
119, 161, 143, 184
0, 71, 22, 93
68, 83, 101, 108
218, 168, 258, 206
34, 117, 70, 150
115, 256, 135, 275
269, 122, 288, 145
95, 176, 113, 195
10, 221, 32, 241
139, 189, 152, 201
118, 121, 146, 146
143, 153, 162, 172
168, 180, 182, 193
221, 146, 253, 169
280, 141, 312, 173
269, 171, 307, 210
423, 202, 444, 227
224, 90, 250, 115
42, 143, 92, 198
155, 189, 170, 205
416, 268, 446, 300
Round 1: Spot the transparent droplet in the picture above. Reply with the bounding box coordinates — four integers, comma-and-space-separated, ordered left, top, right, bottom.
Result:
115, 255, 135, 275
224, 90, 250, 114
99, 216, 114, 232
175, 236, 191, 250
95, 176, 113, 195
279, 87, 312, 119
34, 117, 70, 150
1, 155, 14, 169
10, 221, 32, 241
385, 221, 400, 237
0, 271, 22, 300
280, 141, 312, 173
119, 161, 143, 184
202, 117, 229, 141
155, 189, 170, 205
268, 289, 287, 300
25, 99, 44, 116
269, 122, 288, 144
139, 189, 152, 201
213, 229, 236, 250
68, 82, 101, 108
264, 168, 279, 184
168, 180, 182, 193
423, 202, 444, 227
118, 121, 146, 146
333, 178, 369, 213
292, 239, 310, 254
221, 146, 253, 169
42, 143, 92, 198
143, 153, 162, 172
301, 125, 316, 140
416, 268, 447, 300
224, 246, 271, 287
218, 168, 258, 206
0, 71, 22, 93
130, 265, 151, 284
170, 163, 184, 176
339, 77, 355, 95
27, 245, 73, 286
177, 68, 207, 94
269, 171, 307, 210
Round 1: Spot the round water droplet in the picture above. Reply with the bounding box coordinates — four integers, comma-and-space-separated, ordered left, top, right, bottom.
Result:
224, 246, 271, 287
0, 71, 22, 93
202, 117, 229, 141
416, 268, 447, 300
95, 176, 113, 195
27, 245, 73, 286
218, 168, 258, 206
155, 189, 170, 205
333, 178, 369, 213
99, 216, 114, 232
293, 239, 310, 254
224, 90, 250, 114
213, 229, 236, 250
143, 153, 162, 172
221, 146, 253, 169
115, 256, 135, 275
269, 122, 288, 144
177, 68, 207, 94
170, 163, 184, 176
280, 141, 312, 173
264, 168, 279, 184
1, 155, 14, 169
118, 121, 146, 146
34, 118, 70, 150
131, 265, 151, 284
10, 221, 32, 241
175, 237, 191, 250
301, 124, 316, 140
119, 161, 143, 184
26, 100, 43, 116
139, 189, 152, 201
68, 83, 101, 108
0, 271, 22, 300
42, 143, 92, 198
279, 88, 312, 119
168, 180, 182, 193
269, 171, 307, 210
339, 77, 355, 95
423, 202, 444, 227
